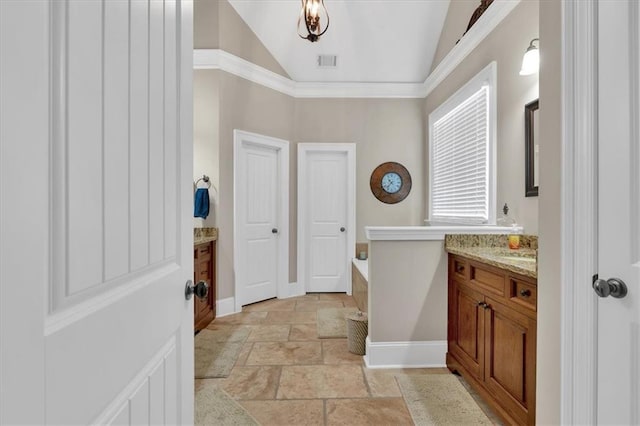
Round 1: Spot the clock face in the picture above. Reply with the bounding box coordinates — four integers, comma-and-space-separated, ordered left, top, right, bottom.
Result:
381, 172, 402, 194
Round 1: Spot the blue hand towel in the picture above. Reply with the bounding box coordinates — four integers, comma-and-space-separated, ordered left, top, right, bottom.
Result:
194, 188, 210, 219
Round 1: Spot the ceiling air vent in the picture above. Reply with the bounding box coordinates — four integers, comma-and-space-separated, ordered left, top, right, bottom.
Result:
317, 55, 337, 68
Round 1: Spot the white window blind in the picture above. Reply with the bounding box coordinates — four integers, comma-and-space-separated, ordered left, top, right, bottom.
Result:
430, 85, 490, 224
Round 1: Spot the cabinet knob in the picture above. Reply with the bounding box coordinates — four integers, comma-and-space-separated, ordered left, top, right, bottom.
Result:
520, 289, 532, 297
272, 228, 278, 234
185, 280, 208, 300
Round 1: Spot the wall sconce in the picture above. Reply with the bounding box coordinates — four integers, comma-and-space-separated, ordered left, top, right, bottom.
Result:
297, 0, 329, 42
519, 38, 539, 75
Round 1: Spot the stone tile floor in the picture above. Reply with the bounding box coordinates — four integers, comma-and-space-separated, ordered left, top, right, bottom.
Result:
195, 293, 498, 425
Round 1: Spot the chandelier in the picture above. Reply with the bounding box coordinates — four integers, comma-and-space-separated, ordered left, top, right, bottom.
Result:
297, 0, 329, 42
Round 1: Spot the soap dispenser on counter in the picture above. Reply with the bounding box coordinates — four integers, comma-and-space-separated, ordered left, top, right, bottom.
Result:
497, 203, 520, 249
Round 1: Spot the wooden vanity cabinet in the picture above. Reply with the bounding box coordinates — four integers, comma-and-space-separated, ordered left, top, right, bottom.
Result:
447, 254, 537, 425
194, 241, 216, 331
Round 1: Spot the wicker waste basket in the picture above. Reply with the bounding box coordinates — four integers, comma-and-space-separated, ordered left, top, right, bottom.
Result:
346, 311, 368, 355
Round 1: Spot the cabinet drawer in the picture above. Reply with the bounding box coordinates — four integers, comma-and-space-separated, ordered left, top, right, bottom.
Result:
509, 277, 537, 311
195, 242, 212, 259
451, 257, 468, 281
469, 262, 505, 297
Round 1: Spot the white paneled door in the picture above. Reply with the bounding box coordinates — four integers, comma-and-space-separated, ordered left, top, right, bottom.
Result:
0, 1, 194, 424
234, 130, 289, 310
298, 144, 356, 293
596, 1, 640, 423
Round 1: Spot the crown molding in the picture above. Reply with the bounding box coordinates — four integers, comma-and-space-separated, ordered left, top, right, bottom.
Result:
194, 49, 426, 98
194, 49, 297, 96
424, 0, 521, 97
193, 0, 521, 99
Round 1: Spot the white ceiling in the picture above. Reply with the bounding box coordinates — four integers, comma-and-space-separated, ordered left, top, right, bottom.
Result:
227, 0, 451, 84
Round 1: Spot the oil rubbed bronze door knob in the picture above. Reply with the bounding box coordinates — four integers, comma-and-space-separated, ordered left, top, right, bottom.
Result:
593, 277, 628, 298
185, 280, 208, 300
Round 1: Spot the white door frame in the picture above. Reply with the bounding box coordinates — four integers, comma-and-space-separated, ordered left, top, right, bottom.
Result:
560, 1, 599, 423
297, 143, 356, 295
233, 130, 289, 312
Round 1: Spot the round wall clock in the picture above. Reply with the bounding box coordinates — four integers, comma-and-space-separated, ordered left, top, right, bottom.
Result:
370, 162, 412, 204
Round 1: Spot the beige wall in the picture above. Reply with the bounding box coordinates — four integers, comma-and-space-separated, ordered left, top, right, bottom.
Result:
368, 240, 448, 342
194, 0, 543, 305
193, 70, 220, 228
293, 99, 426, 245
425, 0, 539, 234
430, 0, 478, 71
194, 0, 219, 49
536, 0, 561, 423
193, 0, 294, 300
194, 0, 289, 78
206, 90, 425, 299
217, 72, 295, 299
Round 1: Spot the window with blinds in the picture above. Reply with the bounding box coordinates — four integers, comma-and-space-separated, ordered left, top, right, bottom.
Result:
428, 62, 496, 225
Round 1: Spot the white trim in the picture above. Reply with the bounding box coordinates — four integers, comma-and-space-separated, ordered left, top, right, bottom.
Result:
297, 143, 356, 295
194, 49, 296, 96
363, 337, 447, 368
286, 282, 306, 298
233, 130, 290, 313
560, 1, 598, 424
352, 258, 368, 283
423, 0, 521, 97
92, 337, 176, 425
216, 297, 238, 318
365, 225, 523, 241
192, 1, 520, 99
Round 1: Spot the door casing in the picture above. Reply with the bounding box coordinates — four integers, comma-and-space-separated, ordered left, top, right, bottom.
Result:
233, 129, 289, 312
297, 143, 356, 295
559, 2, 598, 423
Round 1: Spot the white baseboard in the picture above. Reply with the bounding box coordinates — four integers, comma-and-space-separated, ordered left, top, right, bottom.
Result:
287, 282, 305, 298
364, 337, 447, 368
216, 297, 237, 317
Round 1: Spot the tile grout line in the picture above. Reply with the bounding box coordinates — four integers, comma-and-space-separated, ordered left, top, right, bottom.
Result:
360, 364, 374, 398
273, 365, 284, 401
322, 399, 327, 426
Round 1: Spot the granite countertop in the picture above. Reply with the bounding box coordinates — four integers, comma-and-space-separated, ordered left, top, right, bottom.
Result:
194, 227, 218, 246
445, 234, 537, 279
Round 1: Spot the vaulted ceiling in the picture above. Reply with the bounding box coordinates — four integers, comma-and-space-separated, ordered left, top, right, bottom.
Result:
227, 0, 451, 84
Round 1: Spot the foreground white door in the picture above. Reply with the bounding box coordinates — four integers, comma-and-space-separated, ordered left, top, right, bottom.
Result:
0, 1, 194, 424
234, 130, 289, 310
596, 1, 640, 423
298, 144, 356, 293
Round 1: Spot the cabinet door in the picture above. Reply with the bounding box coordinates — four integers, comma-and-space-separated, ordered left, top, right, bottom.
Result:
210, 241, 216, 319
449, 280, 485, 380
484, 297, 536, 425
194, 242, 214, 331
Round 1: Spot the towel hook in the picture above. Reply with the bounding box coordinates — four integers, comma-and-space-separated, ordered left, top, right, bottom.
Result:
195, 175, 211, 189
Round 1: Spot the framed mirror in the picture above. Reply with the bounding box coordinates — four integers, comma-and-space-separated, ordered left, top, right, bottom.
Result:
525, 99, 539, 197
